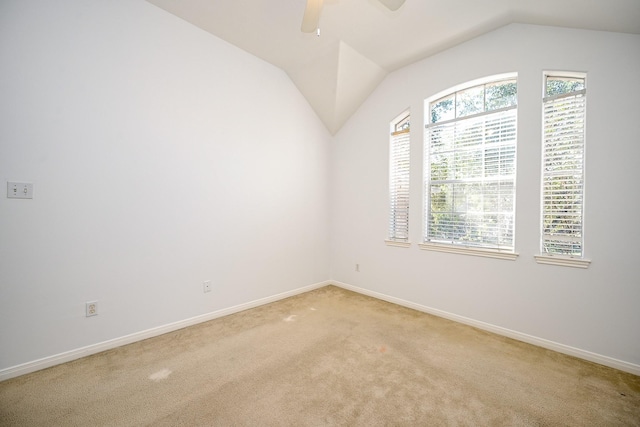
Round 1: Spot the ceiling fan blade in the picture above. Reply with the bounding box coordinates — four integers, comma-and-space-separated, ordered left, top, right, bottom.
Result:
377, 0, 405, 11
301, 0, 323, 33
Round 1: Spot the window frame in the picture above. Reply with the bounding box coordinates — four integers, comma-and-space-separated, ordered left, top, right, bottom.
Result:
537, 71, 591, 268
420, 74, 519, 260
386, 110, 412, 248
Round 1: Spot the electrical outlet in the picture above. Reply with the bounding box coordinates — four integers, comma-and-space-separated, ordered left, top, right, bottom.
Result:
86, 301, 98, 317
203, 280, 212, 293
356, 263, 360, 272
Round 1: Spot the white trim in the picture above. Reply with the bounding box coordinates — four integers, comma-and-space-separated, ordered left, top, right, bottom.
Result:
384, 239, 411, 248
5, 279, 635, 381
0, 281, 330, 382
419, 242, 518, 260
534, 254, 591, 268
330, 281, 640, 376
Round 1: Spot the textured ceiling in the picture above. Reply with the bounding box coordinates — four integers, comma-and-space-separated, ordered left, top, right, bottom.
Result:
145, 0, 640, 134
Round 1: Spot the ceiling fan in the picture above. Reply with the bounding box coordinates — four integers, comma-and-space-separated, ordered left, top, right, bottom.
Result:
301, 0, 406, 33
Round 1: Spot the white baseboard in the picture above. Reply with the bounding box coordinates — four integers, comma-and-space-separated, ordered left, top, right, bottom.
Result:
4, 279, 638, 381
0, 280, 330, 382
331, 281, 640, 377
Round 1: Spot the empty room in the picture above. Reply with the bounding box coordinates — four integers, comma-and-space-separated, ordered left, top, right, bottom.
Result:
1, 0, 639, 425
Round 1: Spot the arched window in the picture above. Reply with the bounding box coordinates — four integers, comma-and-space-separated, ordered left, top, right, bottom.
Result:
422, 75, 518, 256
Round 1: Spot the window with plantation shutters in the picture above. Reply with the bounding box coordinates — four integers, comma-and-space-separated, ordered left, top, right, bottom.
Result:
538, 74, 589, 266
387, 112, 411, 246
421, 76, 518, 258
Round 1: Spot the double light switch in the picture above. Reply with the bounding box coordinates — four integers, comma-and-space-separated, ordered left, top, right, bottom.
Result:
7, 182, 33, 199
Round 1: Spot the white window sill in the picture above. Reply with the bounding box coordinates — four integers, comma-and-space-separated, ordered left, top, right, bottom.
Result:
534, 255, 591, 269
418, 243, 518, 260
385, 239, 411, 248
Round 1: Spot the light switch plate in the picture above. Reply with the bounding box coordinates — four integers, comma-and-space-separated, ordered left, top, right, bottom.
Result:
7, 182, 33, 199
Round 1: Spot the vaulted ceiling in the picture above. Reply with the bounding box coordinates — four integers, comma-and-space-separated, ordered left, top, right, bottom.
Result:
145, 0, 640, 134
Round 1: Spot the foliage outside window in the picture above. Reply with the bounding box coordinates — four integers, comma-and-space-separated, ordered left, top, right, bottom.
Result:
424, 77, 517, 252
388, 112, 410, 243
541, 74, 586, 257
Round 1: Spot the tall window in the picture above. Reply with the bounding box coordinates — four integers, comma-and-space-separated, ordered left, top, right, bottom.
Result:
388, 111, 411, 244
541, 74, 586, 258
424, 76, 517, 254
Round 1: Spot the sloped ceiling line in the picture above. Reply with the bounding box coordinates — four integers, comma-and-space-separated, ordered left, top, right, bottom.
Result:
145, 0, 640, 134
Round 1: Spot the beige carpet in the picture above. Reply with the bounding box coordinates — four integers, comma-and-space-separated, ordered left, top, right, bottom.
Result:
1, 285, 639, 426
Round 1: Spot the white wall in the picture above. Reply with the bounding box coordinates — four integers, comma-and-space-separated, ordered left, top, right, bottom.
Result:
0, 0, 330, 371
1, 2, 638, 376
330, 24, 640, 369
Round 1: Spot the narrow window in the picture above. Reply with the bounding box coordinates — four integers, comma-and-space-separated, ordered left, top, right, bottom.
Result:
423, 76, 517, 254
541, 74, 586, 258
388, 111, 411, 244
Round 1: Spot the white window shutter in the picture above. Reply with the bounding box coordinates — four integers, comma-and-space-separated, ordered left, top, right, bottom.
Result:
389, 126, 411, 242
542, 88, 586, 257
